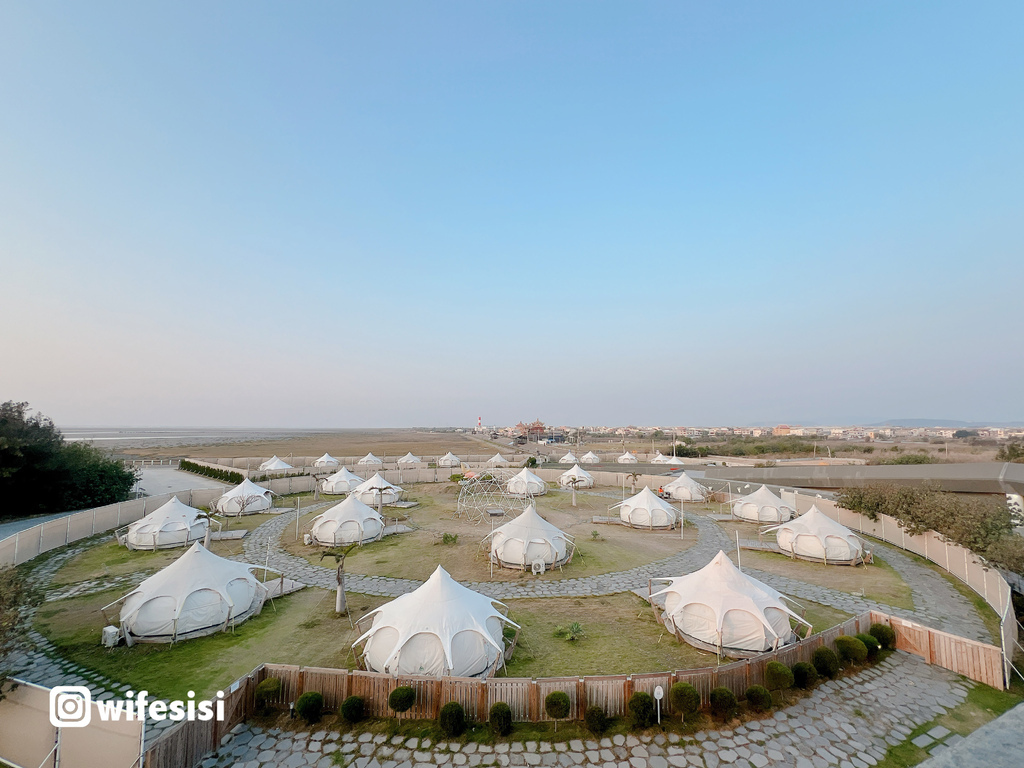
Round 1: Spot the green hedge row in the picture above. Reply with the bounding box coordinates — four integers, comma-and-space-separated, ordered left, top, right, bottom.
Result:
179, 459, 244, 485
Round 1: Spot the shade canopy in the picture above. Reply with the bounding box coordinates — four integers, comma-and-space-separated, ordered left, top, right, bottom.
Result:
355, 565, 517, 677
488, 504, 573, 570
357, 452, 384, 465
612, 486, 678, 528
766, 506, 864, 564
321, 467, 365, 494
124, 496, 208, 550
311, 495, 385, 546
580, 451, 601, 464
732, 485, 794, 523
259, 455, 293, 471
617, 452, 638, 464
351, 472, 403, 505
111, 543, 267, 643
215, 478, 273, 515
437, 452, 462, 467
487, 453, 509, 466
396, 452, 421, 464
652, 550, 808, 653
558, 464, 595, 489
506, 467, 547, 497
663, 472, 708, 502
559, 451, 578, 464
313, 453, 340, 467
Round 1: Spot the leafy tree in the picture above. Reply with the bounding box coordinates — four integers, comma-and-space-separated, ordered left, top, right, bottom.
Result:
2, 567, 41, 700
996, 442, 1024, 463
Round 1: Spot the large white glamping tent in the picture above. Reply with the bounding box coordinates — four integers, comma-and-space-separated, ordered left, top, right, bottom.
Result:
580, 451, 601, 464
663, 472, 708, 502
396, 452, 421, 464
437, 452, 462, 467
121, 496, 209, 550
650, 452, 671, 464
215, 478, 273, 515
732, 485, 794, 523
487, 453, 510, 466
506, 468, 547, 497
310, 495, 385, 546
354, 565, 518, 677
612, 486, 679, 529
666, 456, 686, 466
558, 464, 595, 489
259, 455, 293, 471
488, 505, 574, 571
357, 452, 384, 465
104, 543, 268, 644
321, 467, 365, 495
351, 472, 403, 505
651, 550, 810, 656
559, 451, 578, 464
313, 453, 340, 468
766, 506, 865, 565
617, 452, 639, 464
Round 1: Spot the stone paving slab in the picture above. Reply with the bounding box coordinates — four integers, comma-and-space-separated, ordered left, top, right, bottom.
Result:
918, 702, 1024, 768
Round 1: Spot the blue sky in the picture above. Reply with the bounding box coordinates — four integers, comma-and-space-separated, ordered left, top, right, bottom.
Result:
1, 2, 1021, 428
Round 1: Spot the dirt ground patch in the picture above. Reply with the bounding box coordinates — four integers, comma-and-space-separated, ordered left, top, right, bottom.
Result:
715, 520, 914, 609
282, 484, 697, 583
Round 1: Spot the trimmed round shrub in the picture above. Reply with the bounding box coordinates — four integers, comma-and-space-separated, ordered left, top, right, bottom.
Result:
765, 661, 795, 691
869, 622, 897, 650
255, 677, 282, 714
792, 661, 819, 689
545, 691, 571, 721
438, 701, 466, 737
856, 633, 882, 661
584, 705, 608, 735
709, 687, 738, 720
835, 635, 869, 665
628, 691, 655, 729
388, 686, 416, 713
295, 691, 323, 724
812, 646, 840, 679
744, 685, 772, 713
489, 702, 513, 736
669, 682, 701, 717
340, 695, 365, 724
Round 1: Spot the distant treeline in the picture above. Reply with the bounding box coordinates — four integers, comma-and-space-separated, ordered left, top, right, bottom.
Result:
179, 460, 244, 485
0, 401, 139, 521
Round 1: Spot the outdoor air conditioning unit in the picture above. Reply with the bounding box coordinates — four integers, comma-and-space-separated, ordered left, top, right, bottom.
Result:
101, 625, 121, 648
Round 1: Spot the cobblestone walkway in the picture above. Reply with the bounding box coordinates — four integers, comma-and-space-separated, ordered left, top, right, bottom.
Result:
204, 653, 972, 768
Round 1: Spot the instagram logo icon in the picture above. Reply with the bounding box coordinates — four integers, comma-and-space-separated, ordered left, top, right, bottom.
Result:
49, 686, 92, 728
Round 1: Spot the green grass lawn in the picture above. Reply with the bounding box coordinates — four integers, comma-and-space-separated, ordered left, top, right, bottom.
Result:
34, 587, 386, 701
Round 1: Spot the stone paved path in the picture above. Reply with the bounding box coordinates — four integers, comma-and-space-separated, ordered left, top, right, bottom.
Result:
203, 653, 972, 768
918, 702, 1024, 767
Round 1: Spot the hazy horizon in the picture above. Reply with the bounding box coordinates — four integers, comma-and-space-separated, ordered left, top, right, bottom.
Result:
2, 2, 1022, 427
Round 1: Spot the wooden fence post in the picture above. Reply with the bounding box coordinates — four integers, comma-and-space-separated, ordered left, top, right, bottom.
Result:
478, 680, 487, 721
297, 668, 305, 699
433, 679, 443, 718
529, 681, 540, 722
577, 678, 586, 720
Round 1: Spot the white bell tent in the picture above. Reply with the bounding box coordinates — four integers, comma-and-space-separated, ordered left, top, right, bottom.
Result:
558, 464, 595, 489
122, 496, 209, 550
259, 455, 293, 471
488, 504, 574, 571
651, 550, 810, 656
617, 452, 639, 464
612, 486, 679, 529
310, 495, 385, 546
215, 478, 273, 515
506, 468, 547, 497
766, 506, 865, 565
104, 543, 268, 644
354, 565, 518, 677
313, 453, 340, 467
357, 452, 384, 465
663, 472, 708, 502
487, 453, 510, 466
437, 452, 462, 467
352, 472, 403, 505
580, 451, 601, 464
396, 452, 421, 464
666, 456, 686, 465
321, 467, 365, 495
732, 485, 794, 523
559, 451, 578, 464
650, 452, 670, 464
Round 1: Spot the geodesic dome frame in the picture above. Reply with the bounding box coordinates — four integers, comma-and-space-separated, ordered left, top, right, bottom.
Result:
455, 468, 528, 524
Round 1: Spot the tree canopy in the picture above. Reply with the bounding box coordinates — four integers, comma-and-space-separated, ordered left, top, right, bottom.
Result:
0, 401, 139, 520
